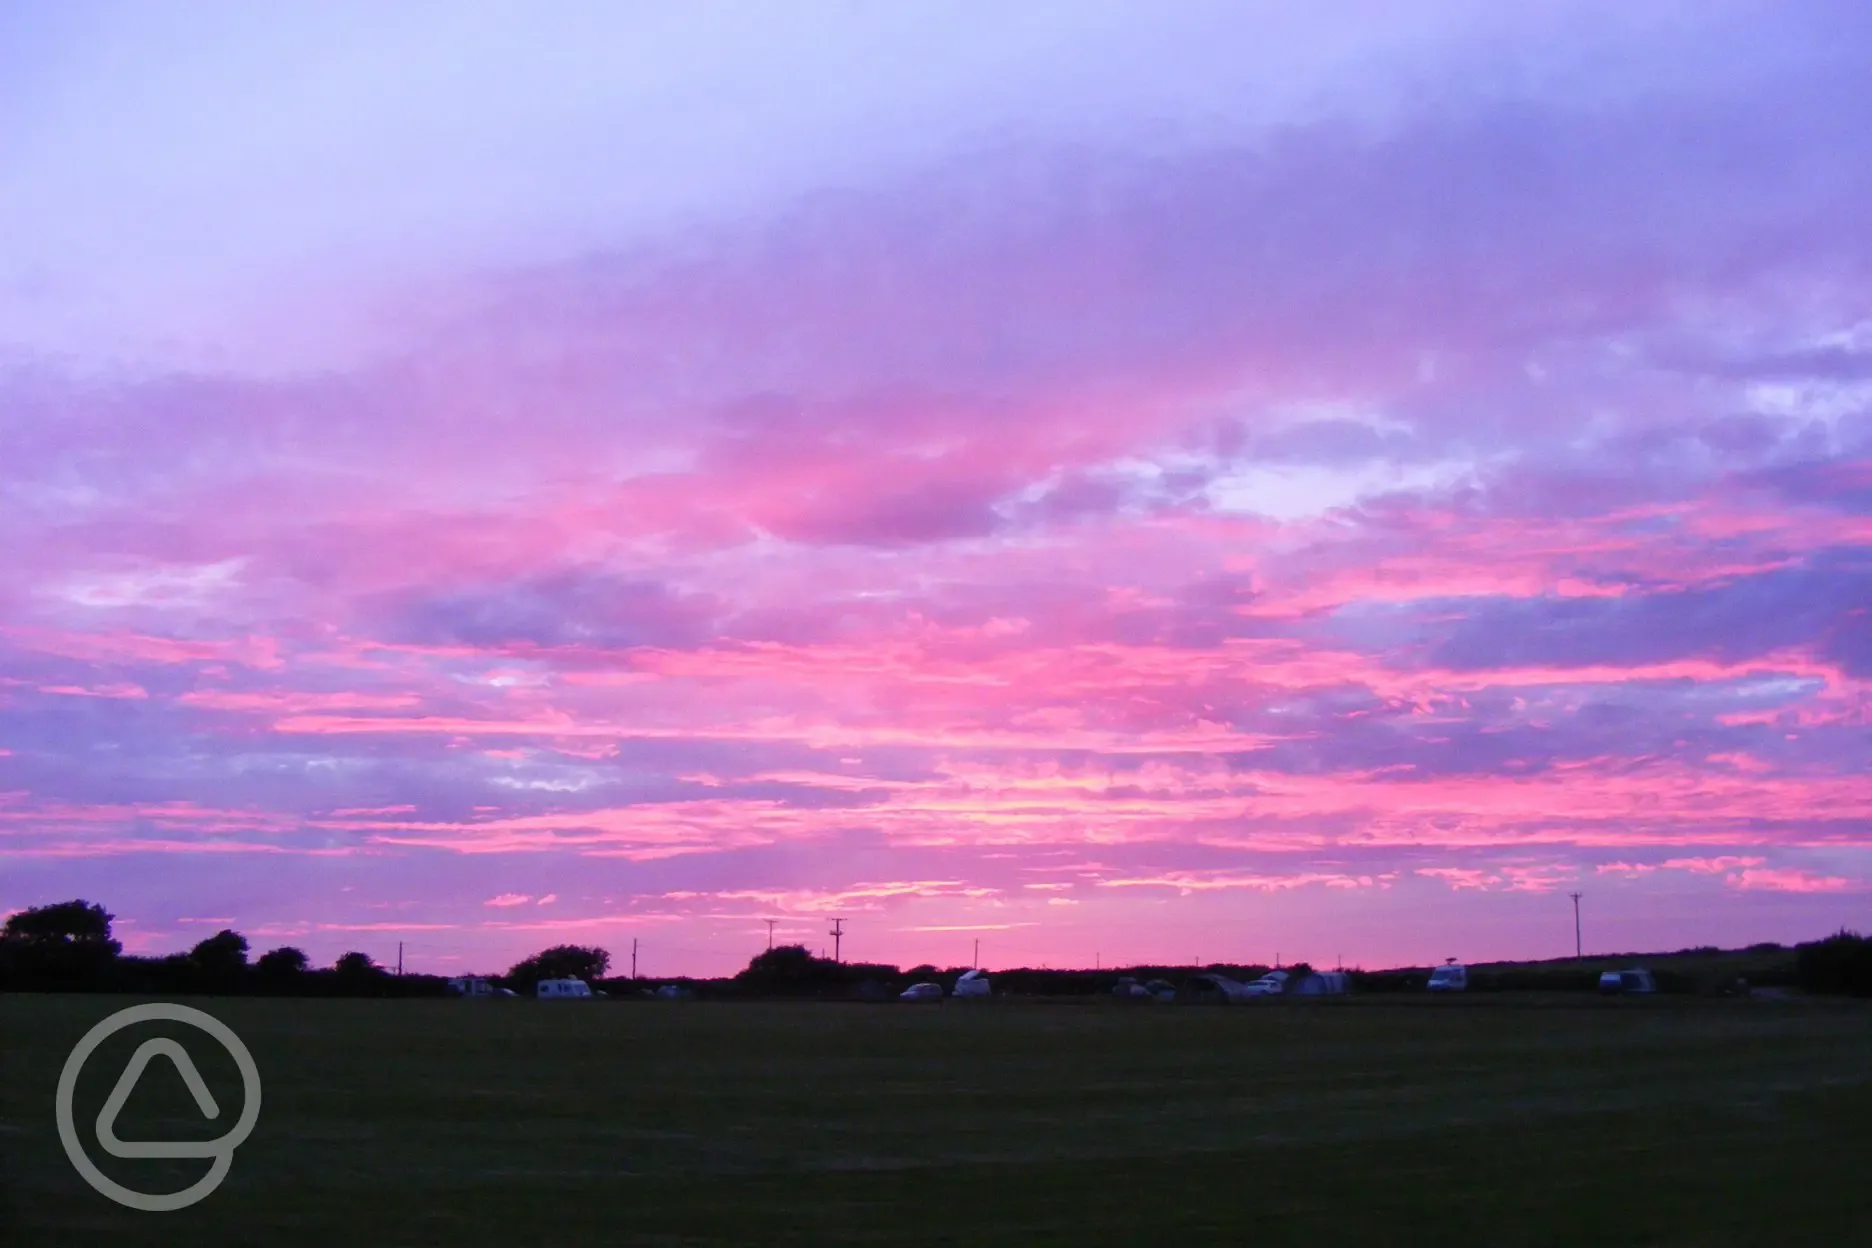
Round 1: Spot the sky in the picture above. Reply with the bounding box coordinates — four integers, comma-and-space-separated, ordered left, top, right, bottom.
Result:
1, 1, 1868, 977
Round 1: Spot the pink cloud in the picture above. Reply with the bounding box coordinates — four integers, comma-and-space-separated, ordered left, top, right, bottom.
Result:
1662, 856, 1769, 874
3, 11, 1871, 973
1726, 868, 1856, 893
38, 683, 149, 699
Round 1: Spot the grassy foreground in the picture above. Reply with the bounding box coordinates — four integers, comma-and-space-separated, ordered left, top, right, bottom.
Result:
3, 994, 1869, 1246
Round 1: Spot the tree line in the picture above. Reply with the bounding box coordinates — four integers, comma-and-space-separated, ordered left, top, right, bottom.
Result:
7, 899, 1872, 998
0, 899, 615, 998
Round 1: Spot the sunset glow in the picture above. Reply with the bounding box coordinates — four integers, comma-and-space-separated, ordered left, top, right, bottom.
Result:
2, 2, 1867, 975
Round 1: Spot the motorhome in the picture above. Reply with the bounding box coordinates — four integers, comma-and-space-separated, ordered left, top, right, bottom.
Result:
1426, 962, 1468, 992
953, 968, 991, 998
536, 977, 592, 999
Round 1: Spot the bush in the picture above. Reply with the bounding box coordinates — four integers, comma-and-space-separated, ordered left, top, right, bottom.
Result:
732, 945, 901, 997
1796, 930, 1872, 997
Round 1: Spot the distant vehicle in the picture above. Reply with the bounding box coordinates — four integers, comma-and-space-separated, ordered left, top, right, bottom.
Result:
1291, 971, 1350, 996
446, 976, 498, 997
1180, 972, 1252, 1002
654, 983, 694, 1000
536, 977, 592, 999
953, 969, 991, 998
900, 981, 943, 1002
1114, 976, 1173, 1000
1598, 968, 1657, 995
1427, 962, 1467, 992
1242, 970, 1290, 996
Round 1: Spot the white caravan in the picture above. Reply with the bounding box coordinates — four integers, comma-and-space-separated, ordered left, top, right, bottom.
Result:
536, 977, 593, 999
952, 969, 991, 998
1426, 962, 1467, 992
900, 981, 943, 1002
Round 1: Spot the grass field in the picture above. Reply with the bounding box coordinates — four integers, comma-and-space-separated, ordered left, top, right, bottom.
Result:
4, 994, 1870, 1246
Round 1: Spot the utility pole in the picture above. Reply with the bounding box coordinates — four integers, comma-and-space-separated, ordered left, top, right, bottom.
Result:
1569, 893, 1583, 959
829, 918, 844, 964
631, 937, 639, 979
764, 919, 777, 951
973, 937, 980, 969
397, 942, 403, 977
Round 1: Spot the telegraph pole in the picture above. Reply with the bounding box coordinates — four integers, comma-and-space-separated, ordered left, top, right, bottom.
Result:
973, 937, 980, 969
765, 919, 777, 951
631, 937, 639, 979
829, 918, 844, 964
396, 942, 403, 976
1569, 892, 1583, 959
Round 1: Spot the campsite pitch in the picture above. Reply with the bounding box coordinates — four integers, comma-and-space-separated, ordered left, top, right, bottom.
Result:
4, 994, 1869, 1245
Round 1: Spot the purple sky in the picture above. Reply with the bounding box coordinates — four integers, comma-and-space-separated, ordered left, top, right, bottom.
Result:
2, 1, 1868, 976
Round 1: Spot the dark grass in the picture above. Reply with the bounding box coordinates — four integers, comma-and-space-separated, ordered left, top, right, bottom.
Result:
4, 994, 1869, 1245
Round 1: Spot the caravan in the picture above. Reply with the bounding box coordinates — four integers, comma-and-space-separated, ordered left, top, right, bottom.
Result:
446, 976, 498, 997
536, 977, 593, 999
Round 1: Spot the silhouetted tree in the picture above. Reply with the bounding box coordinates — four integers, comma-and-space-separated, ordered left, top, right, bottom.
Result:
506, 944, 610, 990
1, 899, 122, 986
4, 899, 119, 947
256, 946, 309, 979
732, 944, 898, 996
335, 950, 380, 976
190, 929, 251, 978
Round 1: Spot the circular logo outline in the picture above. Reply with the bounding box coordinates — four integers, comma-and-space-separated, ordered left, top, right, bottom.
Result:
56, 1003, 262, 1212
